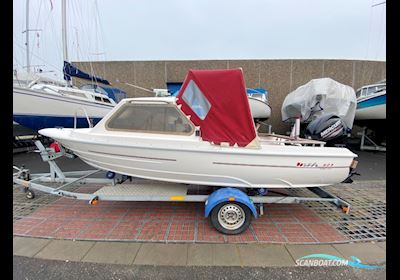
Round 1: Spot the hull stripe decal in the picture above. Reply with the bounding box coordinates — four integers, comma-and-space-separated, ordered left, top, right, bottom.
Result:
88, 150, 176, 162
212, 162, 349, 169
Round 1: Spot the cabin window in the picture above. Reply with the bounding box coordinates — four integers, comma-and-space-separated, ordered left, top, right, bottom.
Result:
377, 85, 385, 92
60, 90, 86, 98
181, 80, 211, 120
356, 89, 361, 98
366, 86, 378, 95
106, 103, 194, 135
94, 96, 102, 102
103, 98, 112, 103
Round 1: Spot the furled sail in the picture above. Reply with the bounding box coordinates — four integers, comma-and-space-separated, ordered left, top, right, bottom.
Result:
63, 61, 110, 85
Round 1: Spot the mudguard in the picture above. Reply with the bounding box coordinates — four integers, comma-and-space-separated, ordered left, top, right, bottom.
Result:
204, 187, 258, 218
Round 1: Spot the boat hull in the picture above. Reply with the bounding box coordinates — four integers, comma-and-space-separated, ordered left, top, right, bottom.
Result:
13, 86, 113, 130
355, 93, 386, 120
39, 128, 356, 189
248, 97, 271, 119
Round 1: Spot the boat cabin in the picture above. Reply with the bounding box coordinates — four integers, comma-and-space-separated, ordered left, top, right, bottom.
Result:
105, 99, 194, 135
356, 82, 386, 99
30, 84, 116, 105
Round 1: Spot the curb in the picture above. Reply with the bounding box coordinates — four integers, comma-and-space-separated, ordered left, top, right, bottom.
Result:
13, 236, 386, 267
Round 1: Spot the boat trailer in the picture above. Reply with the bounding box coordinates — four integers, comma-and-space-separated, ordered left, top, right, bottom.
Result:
13, 141, 352, 235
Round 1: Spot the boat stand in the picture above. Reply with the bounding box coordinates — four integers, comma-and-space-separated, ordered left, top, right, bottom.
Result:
357, 127, 386, 152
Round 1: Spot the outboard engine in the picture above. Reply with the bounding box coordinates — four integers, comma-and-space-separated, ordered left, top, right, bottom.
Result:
305, 114, 350, 144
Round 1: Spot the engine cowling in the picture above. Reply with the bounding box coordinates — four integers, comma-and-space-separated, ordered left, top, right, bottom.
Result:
305, 114, 349, 143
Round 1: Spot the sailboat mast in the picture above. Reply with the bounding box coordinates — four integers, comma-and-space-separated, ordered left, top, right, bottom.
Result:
61, 0, 68, 63
25, 0, 30, 73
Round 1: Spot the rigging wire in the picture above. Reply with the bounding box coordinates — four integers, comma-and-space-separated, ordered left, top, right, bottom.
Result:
14, 39, 62, 78
374, 5, 385, 59
365, 0, 374, 59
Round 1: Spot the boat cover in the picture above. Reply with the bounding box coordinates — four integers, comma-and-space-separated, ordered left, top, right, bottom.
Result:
63, 61, 111, 85
281, 78, 357, 129
176, 69, 259, 148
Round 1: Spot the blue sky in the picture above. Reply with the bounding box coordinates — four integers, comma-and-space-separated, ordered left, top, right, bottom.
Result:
13, 0, 386, 80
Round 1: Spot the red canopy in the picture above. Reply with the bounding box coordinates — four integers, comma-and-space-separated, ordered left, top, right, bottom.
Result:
176, 69, 258, 147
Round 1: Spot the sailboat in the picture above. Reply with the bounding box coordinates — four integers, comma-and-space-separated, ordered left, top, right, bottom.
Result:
13, 0, 117, 131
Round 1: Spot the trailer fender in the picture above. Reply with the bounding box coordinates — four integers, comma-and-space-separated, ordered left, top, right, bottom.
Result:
204, 187, 257, 218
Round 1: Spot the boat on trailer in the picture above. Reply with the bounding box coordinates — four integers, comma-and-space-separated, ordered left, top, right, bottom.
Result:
39, 69, 357, 189
14, 69, 358, 235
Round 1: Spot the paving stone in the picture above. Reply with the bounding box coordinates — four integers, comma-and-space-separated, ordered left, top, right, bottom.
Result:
376, 241, 386, 251
187, 244, 213, 266
333, 242, 386, 264
286, 244, 344, 261
34, 240, 95, 262
134, 243, 188, 266
82, 242, 141, 265
237, 244, 295, 267
213, 244, 241, 266
13, 237, 51, 257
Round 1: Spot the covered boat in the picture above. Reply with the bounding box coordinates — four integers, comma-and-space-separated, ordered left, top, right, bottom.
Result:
281, 78, 357, 142
39, 69, 357, 189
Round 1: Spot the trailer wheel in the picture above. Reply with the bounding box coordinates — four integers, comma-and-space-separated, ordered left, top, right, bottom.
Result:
26, 189, 35, 199
210, 201, 252, 235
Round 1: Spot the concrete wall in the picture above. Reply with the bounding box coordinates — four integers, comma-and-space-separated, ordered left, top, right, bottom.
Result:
73, 59, 386, 134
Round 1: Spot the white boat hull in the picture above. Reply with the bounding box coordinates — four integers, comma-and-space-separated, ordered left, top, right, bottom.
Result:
39, 128, 356, 189
355, 91, 386, 120
13, 86, 114, 130
355, 103, 386, 120
248, 97, 271, 119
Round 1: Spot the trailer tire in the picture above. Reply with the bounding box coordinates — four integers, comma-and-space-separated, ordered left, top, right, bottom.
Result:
26, 190, 35, 199
210, 201, 252, 235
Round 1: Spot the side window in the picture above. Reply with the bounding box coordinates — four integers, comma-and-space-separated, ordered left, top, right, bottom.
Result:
181, 80, 211, 120
106, 104, 194, 134
94, 96, 102, 102
377, 85, 385, 91
367, 87, 377, 95
356, 89, 361, 98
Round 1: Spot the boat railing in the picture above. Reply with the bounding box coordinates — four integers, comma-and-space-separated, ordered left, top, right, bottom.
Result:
258, 133, 326, 147
73, 107, 93, 129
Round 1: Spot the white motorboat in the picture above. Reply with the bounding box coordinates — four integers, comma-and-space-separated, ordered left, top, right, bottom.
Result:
247, 91, 271, 120
354, 80, 386, 121
39, 69, 357, 189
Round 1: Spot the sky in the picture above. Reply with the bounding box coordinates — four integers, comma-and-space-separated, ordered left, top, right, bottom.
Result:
13, 0, 386, 80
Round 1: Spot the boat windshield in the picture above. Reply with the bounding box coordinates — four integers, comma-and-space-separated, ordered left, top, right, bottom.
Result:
106, 103, 194, 135
358, 84, 386, 99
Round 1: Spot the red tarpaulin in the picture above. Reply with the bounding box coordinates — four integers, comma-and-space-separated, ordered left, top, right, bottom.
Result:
176, 69, 258, 148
